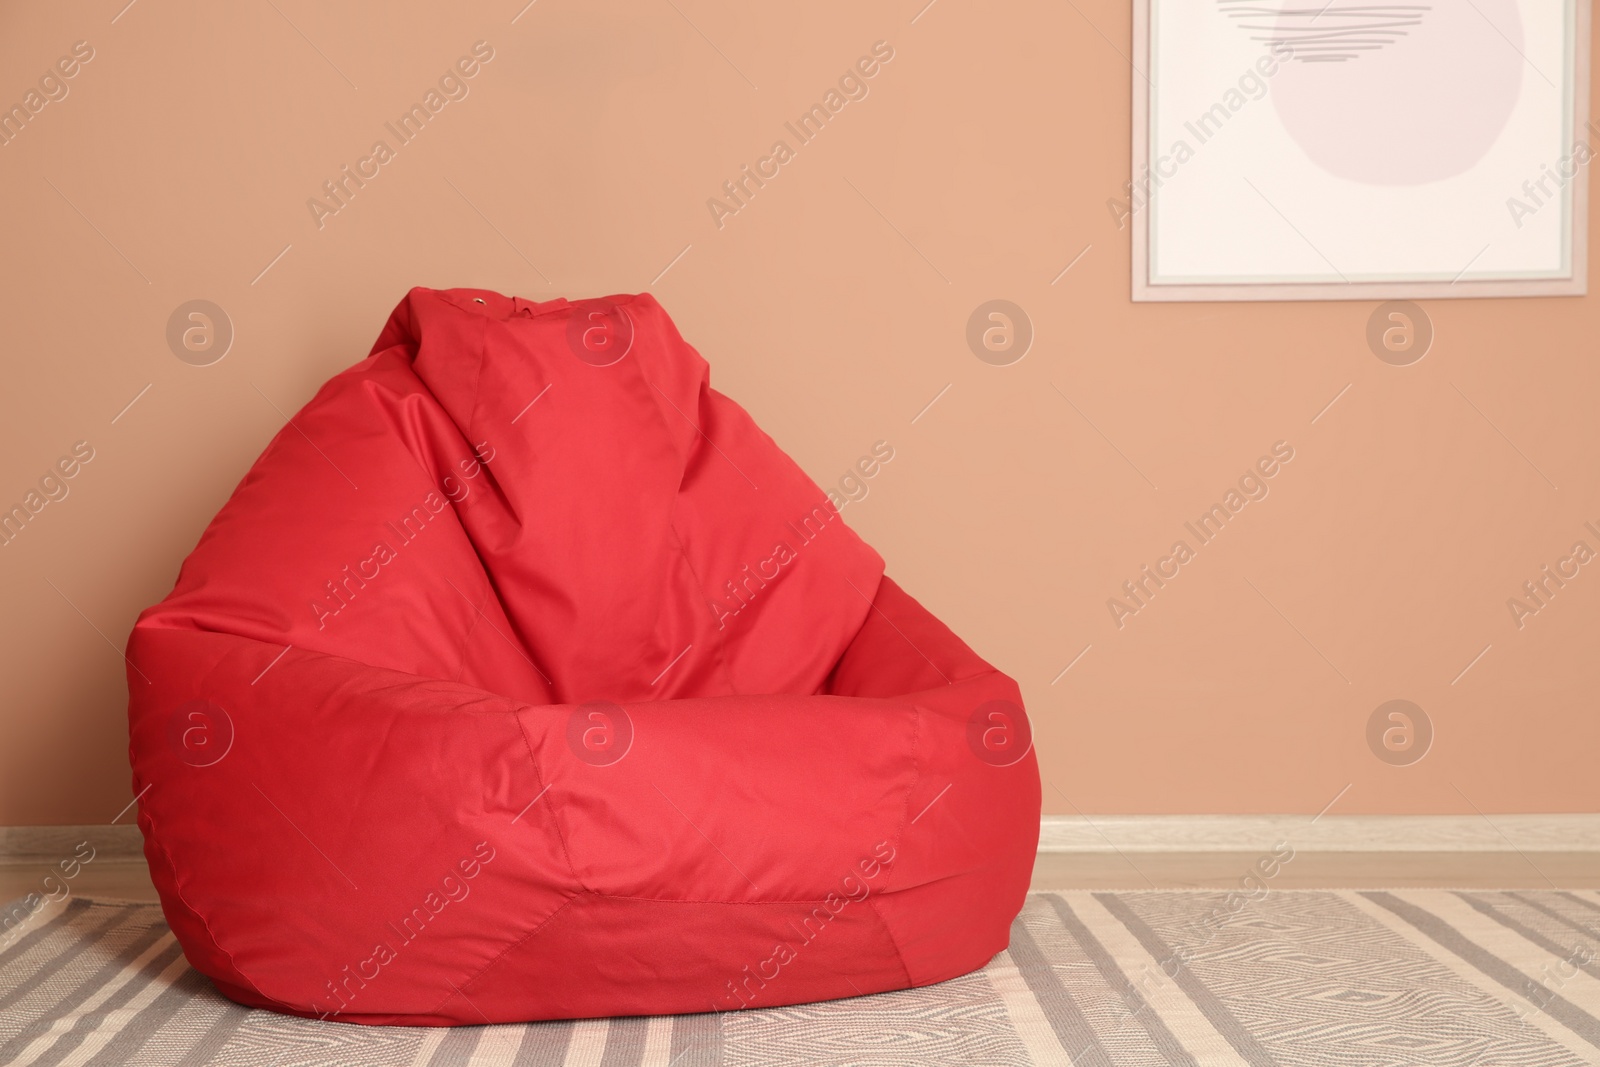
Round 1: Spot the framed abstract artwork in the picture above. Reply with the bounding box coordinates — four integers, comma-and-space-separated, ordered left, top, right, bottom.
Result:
1130, 0, 1592, 300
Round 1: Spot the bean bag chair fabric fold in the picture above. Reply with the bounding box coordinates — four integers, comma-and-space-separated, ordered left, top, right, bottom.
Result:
126, 287, 1040, 1025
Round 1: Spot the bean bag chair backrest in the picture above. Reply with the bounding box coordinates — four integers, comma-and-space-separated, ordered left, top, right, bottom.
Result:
127, 288, 1039, 1025
164, 288, 881, 703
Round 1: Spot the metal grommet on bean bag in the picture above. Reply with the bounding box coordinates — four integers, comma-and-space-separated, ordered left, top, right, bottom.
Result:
126, 287, 1040, 1026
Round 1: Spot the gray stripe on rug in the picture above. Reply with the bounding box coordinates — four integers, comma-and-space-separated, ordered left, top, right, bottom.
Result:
0, 897, 90, 968
80, 964, 217, 1067
1093, 892, 1280, 1067
670, 1011, 724, 1066
1508, 891, 1600, 946
1455, 892, 1600, 980
1363, 890, 1600, 1052
1044, 894, 1197, 1067
1005, 912, 1111, 1065
169, 1001, 253, 1067
0, 900, 122, 1013
1557, 890, 1600, 919
599, 1016, 648, 1066
0, 917, 174, 1065
512, 1020, 575, 1066
425, 1025, 486, 1066
29, 937, 187, 1067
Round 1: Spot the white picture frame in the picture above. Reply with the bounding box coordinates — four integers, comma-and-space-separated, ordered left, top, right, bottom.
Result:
1131, 0, 1591, 301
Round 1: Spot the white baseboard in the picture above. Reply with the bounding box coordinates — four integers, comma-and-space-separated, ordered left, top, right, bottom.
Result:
1039, 814, 1600, 853
2, 816, 1595, 866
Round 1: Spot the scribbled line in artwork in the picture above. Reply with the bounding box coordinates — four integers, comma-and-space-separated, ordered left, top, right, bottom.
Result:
1215, 2, 1433, 63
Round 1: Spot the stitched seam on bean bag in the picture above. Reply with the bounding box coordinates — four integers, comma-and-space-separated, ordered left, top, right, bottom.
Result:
449, 587, 486, 684
862, 895, 914, 988
142, 814, 267, 1002
643, 370, 737, 695
886, 703, 920, 898
870, 701, 920, 986
582, 894, 838, 906
425, 890, 586, 1017
666, 519, 738, 694
461, 310, 490, 446
512, 710, 585, 893
430, 892, 880, 1018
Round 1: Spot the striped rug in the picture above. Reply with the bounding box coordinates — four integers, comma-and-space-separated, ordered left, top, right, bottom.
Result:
4, 889, 1600, 1065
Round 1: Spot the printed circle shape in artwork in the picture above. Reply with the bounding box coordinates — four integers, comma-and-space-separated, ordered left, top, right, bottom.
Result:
1268, 0, 1524, 185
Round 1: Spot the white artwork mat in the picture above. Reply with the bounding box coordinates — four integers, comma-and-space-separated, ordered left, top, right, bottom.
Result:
1135, 0, 1589, 299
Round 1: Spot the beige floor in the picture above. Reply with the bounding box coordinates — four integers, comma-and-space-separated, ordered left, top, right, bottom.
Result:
4, 853, 1599, 906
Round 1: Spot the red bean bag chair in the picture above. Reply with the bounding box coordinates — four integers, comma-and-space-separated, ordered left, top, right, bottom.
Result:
125, 288, 1040, 1025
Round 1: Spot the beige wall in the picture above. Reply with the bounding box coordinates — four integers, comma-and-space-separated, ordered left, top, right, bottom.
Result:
2, 1, 1596, 825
